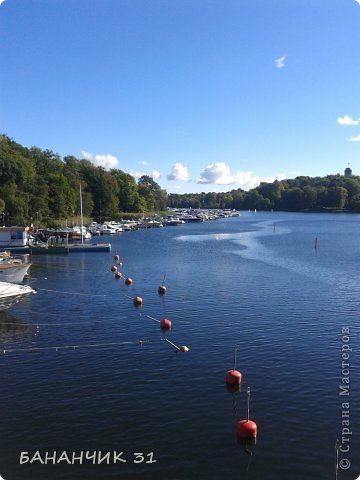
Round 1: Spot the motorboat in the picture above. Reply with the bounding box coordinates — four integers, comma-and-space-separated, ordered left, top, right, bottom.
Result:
0, 252, 31, 282
0, 281, 36, 311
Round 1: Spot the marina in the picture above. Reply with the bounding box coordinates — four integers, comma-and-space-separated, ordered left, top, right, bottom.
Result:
0, 211, 359, 480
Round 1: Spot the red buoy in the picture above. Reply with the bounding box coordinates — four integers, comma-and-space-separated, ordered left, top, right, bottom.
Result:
133, 296, 143, 306
115, 271, 122, 279
236, 420, 258, 439
225, 369, 242, 385
236, 387, 257, 439
111, 265, 117, 272
160, 318, 171, 330
180, 345, 189, 352
226, 348, 242, 385
125, 277, 133, 285
158, 285, 166, 295
114, 255, 120, 262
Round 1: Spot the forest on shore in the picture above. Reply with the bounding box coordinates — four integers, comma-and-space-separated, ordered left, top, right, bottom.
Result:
1, 134, 360, 226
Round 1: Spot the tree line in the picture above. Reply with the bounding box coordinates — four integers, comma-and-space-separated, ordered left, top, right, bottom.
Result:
1, 134, 360, 227
0, 135, 167, 226
168, 175, 360, 212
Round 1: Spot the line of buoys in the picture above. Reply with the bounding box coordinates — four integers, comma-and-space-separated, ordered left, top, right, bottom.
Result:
225, 348, 242, 386
236, 387, 257, 440
1, 339, 153, 355
109, 260, 188, 351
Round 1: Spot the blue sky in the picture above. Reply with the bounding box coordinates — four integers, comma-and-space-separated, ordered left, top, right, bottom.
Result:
1, 0, 360, 193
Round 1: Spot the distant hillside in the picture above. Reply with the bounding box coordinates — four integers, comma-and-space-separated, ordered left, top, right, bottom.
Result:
0, 134, 167, 226
1, 134, 359, 227
168, 174, 360, 212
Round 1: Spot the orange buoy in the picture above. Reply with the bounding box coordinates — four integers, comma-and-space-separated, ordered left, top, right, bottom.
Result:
160, 318, 171, 330
114, 255, 120, 262
236, 387, 257, 439
226, 369, 242, 385
226, 348, 242, 385
133, 296, 143, 306
115, 271, 122, 279
125, 277, 133, 285
158, 285, 166, 295
236, 420, 258, 439
180, 345, 189, 353
111, 265, 117, 272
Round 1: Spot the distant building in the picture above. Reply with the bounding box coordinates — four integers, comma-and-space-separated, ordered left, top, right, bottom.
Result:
344, 167, 352, 177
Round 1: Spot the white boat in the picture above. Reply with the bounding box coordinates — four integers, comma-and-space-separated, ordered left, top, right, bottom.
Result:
0, 262, 31, 283
0, 252, 31, 282
0, 281, 36, 311
100, 224, 118, 234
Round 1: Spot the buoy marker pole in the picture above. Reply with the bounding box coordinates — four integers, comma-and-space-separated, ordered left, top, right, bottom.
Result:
236, 386, 257, 439
246, 386, 251, 421
226, 347, 242, 385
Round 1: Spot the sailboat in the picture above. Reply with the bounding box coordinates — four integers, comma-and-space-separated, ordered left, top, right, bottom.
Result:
67, 184, 111, 252
30, 184, 111, 254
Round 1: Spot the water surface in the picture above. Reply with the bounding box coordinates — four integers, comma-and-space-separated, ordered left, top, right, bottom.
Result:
0, 211, 359, 479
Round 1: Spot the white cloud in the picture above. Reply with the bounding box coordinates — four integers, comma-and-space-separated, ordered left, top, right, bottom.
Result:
355, 0, 360, 5
81, 150, 119, 169
81, 150, 93, 161
0, 0, 6, 5
167, 162, 189, 181
130, 170, 161, 181
94, 154, 119, 169
337, 115, 359, 126
347, 135, 360, 142
130, 171, 143, 180
197, 162, 285, 190
151, 170, 161, 180
139, 160, 148, 166
275, 56, 286, 68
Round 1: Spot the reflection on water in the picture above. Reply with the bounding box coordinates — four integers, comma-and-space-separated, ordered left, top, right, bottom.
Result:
0, 310, 36, 343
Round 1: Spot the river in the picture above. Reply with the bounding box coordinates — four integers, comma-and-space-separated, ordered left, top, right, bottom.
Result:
0, 211, 359, 479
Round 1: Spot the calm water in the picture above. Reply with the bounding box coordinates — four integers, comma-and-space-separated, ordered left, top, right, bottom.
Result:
0, 212, 359, 480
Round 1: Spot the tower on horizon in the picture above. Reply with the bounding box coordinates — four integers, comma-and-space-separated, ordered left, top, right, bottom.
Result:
344, 166, 352, 177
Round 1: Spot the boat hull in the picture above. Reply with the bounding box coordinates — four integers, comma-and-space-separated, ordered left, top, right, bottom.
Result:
0, 263, 31, 283
68, 243, 111, 252
30, 245, 70, 255
0, 281, 36, 311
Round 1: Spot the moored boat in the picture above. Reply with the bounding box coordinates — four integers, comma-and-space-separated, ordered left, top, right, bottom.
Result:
29, 243, 70, 255
0, 260, 31, 282
67, 243, 111, 252
0, 281, 36, 311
